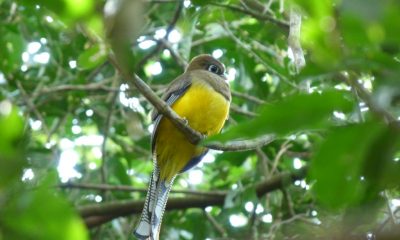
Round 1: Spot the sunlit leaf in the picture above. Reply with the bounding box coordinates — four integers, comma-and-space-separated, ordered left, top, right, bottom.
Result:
0, 103, 25, 187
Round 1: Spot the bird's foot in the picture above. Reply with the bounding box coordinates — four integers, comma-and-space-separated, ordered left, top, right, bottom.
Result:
182, 117, 188, 125
200, 131, 208, 139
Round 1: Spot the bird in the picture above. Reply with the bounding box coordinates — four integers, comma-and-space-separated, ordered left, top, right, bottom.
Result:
134, 54, 231, 240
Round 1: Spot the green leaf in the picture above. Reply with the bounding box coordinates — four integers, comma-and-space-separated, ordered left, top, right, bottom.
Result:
0, 30, 25, 74
178, 9, 199, 61
2, 188, 88, 240
308, 121, 389, 209
109, 156, 131, 185
208, 91, 353, 143
77, 44, 108, 70
0, 103, 25, 188
191, 0, 212, 6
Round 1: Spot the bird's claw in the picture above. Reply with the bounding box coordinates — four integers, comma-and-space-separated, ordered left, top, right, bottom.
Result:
182, 117, 188, 125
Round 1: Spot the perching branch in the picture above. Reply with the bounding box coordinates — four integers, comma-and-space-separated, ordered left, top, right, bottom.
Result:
79, 167, 307, 228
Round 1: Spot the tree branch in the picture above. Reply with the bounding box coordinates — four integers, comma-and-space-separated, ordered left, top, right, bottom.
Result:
78, 167, 307, 228
59, 182, 226, 197
288, 8, 306, 72
205, 135, 275, 152
41, 82, 117, 94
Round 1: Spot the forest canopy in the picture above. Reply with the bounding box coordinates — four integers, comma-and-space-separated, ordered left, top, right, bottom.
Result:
0, 0, 400, 239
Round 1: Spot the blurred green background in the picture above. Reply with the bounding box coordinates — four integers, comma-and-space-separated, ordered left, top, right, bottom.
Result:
0, 0, 399, 239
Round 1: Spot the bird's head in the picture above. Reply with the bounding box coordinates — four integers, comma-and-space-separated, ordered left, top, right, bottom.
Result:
185, 54, 226, 79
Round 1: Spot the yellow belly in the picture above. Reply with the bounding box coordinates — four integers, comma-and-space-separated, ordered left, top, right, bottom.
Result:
155, 80, 230, 181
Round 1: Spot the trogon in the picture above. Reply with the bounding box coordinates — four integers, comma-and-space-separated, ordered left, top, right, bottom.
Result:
134, 54, 231, 240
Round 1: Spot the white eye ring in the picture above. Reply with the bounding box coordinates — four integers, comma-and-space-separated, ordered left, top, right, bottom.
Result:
207, 64, 220, 74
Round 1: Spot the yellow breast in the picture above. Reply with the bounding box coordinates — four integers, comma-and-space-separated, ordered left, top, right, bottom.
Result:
155, 79, 230, 181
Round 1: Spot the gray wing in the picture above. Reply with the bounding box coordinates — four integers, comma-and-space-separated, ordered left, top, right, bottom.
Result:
150, 77, 191, 153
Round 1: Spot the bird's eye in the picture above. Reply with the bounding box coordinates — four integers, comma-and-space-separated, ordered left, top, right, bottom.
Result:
207, 64, 221, 75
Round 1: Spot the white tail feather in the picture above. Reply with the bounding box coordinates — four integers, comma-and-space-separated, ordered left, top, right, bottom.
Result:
134, 163, 160, 239
134, 163, 176, 240
150, 177, 176, 240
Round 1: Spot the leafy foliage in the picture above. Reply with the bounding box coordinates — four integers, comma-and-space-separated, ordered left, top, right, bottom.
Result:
0, 0, 399, 239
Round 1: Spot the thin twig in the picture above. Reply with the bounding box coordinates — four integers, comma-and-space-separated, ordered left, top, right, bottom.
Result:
230, 104, 259, 117
204, 210, 228, 237
222, 22, 298, 88
231, 90, 266, 105
158, 38, 187, 70
16, 81, 50, 134
281, 188, 295, 218
46, 107, 71, 143
111, 135, 151, 158
240, 0, 274, 15
268, 213, 310, 237
100, 81, 119, 186
345, 73, 397, 126
252, 40, 280, 60
136, 1, 183, 68
270, 140, 292, 174
285, 150, 311, 159
192, 35, 226, 47
256, 147, 270, 179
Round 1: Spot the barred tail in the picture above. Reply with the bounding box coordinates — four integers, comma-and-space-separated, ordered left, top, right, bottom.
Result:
134, 165, 176, 240
150, 176, 176, 240
134, 165, 160, 239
